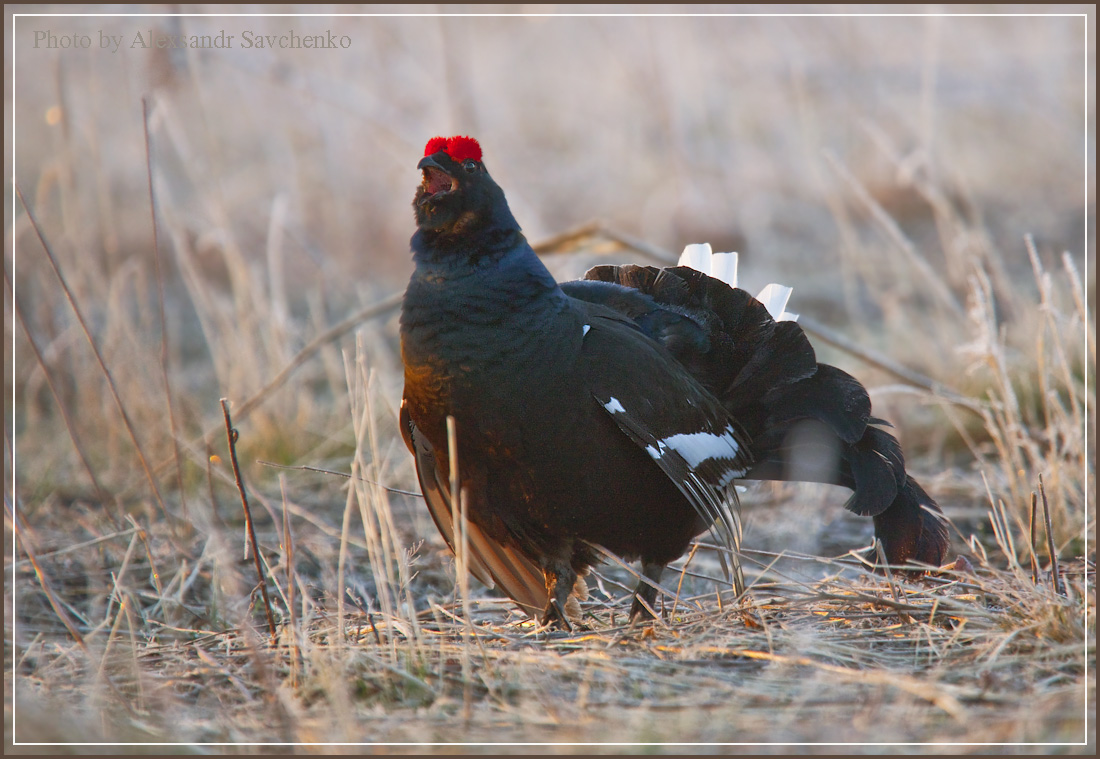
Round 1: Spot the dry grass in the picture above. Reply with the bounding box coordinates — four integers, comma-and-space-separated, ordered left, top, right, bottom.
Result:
5, 7, 1095, 753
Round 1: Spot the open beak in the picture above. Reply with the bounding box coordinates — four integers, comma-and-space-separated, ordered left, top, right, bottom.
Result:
417, 155, 458, 203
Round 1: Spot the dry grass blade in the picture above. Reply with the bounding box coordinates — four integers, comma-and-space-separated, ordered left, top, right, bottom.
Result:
280, 475, 300, 687
142, 96, 189, 519
1038, 474, 1065, 597
669, 542, 700, 620
220, 398, 277, 639
1029, 491, 1040, 585
586, 542, 685, 619
257, 460, 423, 497
1060, 251, 1095, 365
874, 539, 912, 625
446, 416, 476, 718
96, 531, 140, 642
234, 291, 405, 424
797, 315, 985, 412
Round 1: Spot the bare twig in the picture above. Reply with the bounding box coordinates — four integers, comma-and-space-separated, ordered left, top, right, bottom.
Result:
256, 460, 422, 497
1037, 475, 1064, 596
530, 220, 602, 254
279, 475, 299, 687
1029, 491, 1039, 585
220, 398, 277, 638
797, 315, 984, 412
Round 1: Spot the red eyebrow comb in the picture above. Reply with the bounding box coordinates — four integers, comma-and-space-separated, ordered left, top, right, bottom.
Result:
424, 135, 482, 162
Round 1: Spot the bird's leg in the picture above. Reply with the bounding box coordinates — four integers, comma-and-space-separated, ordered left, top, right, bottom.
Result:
540, 559, 577, 631
629, 562, 666, 622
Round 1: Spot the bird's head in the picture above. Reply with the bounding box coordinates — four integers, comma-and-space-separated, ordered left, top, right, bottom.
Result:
413, 136, 518, 237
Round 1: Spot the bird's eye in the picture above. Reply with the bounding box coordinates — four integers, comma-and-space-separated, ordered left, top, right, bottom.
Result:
463, 160, 478, 173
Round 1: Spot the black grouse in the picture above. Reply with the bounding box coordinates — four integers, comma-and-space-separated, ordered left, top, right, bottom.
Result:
399, 135, 949, 628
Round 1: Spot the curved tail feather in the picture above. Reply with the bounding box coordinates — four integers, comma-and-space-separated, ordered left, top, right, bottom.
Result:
873, 475, 950, 568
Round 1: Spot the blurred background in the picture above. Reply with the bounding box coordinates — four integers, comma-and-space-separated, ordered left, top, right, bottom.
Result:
9, 8, 1091, 279
7, 3, 1092, 523
3, 5, 1095, 744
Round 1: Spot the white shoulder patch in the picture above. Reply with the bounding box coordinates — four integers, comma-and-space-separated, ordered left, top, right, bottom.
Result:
582, 324, 591, 337
643, 428, 748, 490
657, 427, 742, 469
602, 397, 626, 414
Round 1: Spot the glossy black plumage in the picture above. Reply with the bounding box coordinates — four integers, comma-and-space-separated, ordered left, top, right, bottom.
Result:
580, 263, 948, 568
399, 137, 949, 628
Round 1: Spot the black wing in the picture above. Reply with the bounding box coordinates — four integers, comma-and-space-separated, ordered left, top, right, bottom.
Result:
568, 264, 949, 568
400, 400, 548, 618
572, 302, 753, 590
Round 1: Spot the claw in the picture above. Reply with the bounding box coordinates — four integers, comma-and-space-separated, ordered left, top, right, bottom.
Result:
628, 561, 665, 622
540, 598, 574, 631
628, 594, 659, 623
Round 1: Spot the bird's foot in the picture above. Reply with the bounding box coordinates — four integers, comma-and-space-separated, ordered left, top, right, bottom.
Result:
627, 561, 666, 623
541, 561, 580, 631
539, 598, 574, 632
628, 594, 660, 623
